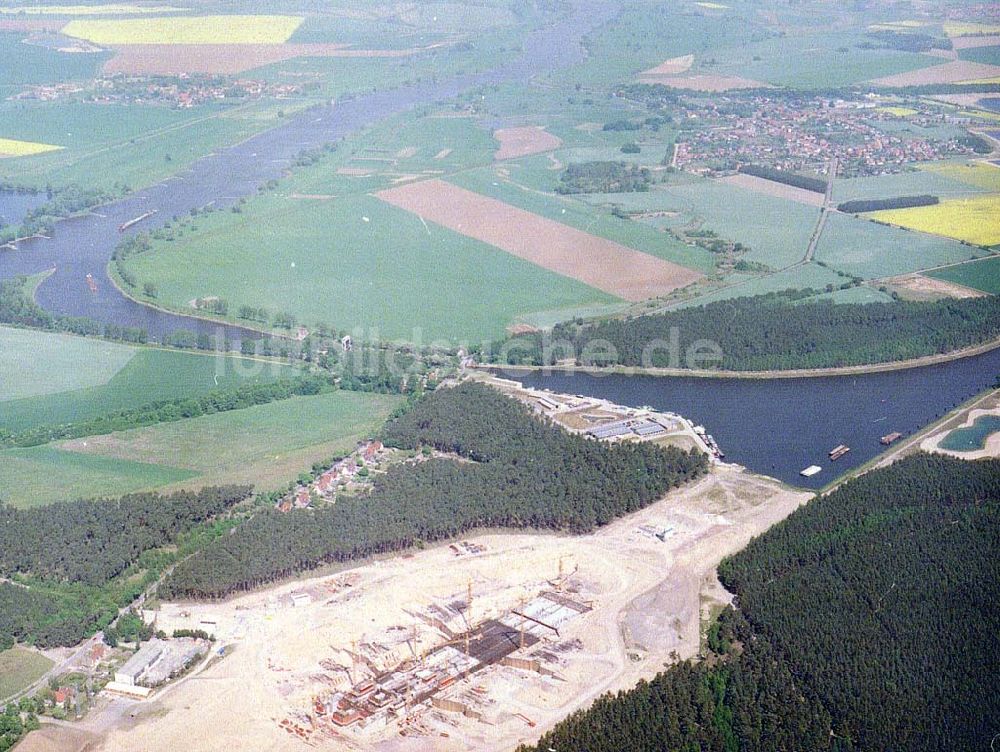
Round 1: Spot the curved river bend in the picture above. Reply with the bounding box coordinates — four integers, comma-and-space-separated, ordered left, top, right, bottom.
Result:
1, 0, 997, 487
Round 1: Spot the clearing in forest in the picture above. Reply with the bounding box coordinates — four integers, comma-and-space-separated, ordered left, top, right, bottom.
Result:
376, 179, 703, 301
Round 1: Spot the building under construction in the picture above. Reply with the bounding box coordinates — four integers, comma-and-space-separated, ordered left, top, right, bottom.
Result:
307, 590, 592, 734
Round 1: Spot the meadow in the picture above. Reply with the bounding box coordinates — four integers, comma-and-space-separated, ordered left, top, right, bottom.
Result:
927, 256, 1000, 295
120, 192, 618, 343
917, 161, 1000, 192
0, 646, 53, 701
871, 195, 1000, 246
832, 168, 989, 203
0, 326, 136, 401
0, 32, 109, 91
59, 390, 401, 490
814, 212, 986, 279
0, 347, 302, 433
0, 444, 197, 508
672, 262, 850, 309
0, 99, 302, 191
61, 15, 304, 45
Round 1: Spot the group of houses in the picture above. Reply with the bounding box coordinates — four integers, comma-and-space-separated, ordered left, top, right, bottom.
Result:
277, 440, 384, 512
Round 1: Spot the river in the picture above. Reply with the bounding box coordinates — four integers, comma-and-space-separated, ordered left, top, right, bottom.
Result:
511, 345, 1000, 488
0, 0, 619, 341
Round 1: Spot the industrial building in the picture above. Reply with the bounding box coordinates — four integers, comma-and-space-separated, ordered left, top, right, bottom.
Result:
114, 640, 165, 687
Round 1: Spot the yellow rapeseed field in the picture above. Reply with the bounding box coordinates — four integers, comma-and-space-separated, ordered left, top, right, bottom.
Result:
0, 138, 63, 157
943, 22, 1000, 37
0, 5, 184, 14
61, 15, 303, 45
872, 195, 1000, 246
919, 162, 1000, 192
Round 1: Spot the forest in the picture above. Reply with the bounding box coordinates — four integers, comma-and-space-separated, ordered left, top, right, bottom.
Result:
837, 194, 938, 213
160, 383, 707, 599
486, 291, 1000, 371
523, 455, 999, 752
556, 161, 651, 194
0, 486, 251, 647
738, 164, 828, 193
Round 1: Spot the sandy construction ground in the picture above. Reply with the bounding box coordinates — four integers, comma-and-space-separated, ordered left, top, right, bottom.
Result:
375, 179, 702, 300
921, 407, 1000, 460
882, 272, 987, 300
36, 465, 808, 752
952, 34, 1000, 49
640, 74, 767, 91
101, 42, 432, 75
717, 172, 826, 207
638, 54, 694, 80
493, 126, 562, 161
870, 60, 1000, 87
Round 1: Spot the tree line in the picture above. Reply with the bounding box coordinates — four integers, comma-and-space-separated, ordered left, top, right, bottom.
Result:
837, 194, 938, 214
556, 161, 651, 194
485, 290, 1000, 371
160, 383, 707, 599
521, 454, 999, 752
0, 374, 328, 448
738, 164, 828, 193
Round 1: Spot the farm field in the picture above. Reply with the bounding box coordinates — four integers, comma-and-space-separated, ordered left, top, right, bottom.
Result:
958, 46, 1000, 66
0, 4, 184, 14
448, 167, 716, 273
61, 15, 304, 45
0, 137, 63, 157
672, 262, 849, 309
0, 99, 298, 191
0, 347, 302, 434
120, 192, 617, 343
0, 444, 196, 508
705, 30, 940, 88
871, 59, 1000, 86
376, 179, 703, 301
927, 256, 1000, 295
0, 647, 54, 701
0, 326, 135, 401
871, 195, 1000, 246
590, 179, 819, 270
814, 212, 986, 279
59, 390, 401, 491
918, 161, 1000, 191
832, 168, 989, 203
0, 31, 109, 90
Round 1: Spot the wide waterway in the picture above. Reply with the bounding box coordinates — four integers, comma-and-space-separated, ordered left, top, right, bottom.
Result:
0, 0, 619, 341
510, 345, 1000, 488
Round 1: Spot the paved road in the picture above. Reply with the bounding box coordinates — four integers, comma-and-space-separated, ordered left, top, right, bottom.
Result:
804, 157, 838, 263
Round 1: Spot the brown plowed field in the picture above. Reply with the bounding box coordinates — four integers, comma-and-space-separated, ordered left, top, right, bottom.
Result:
376, 179, 703, 300
493, 126, 562, 160
638, 54, 694, 78
101, 42, 426, 75
952, 34, 1000, 49
870, 59, 1000, 86
718, 173, 826, 207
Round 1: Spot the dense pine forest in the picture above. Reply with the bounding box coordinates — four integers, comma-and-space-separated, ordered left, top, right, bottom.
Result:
0, 486, 251, 647
487, 291, 1000, 370
161, 383, 707, 599
522, 454, 999, 752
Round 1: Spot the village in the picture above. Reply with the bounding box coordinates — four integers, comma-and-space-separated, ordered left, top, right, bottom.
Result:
658, 93, 980, 177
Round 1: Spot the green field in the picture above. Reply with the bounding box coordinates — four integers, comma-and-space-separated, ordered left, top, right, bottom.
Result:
0, 347, 303, 433
958, 45, 1000, 66
927, 256, 1000, 294
447, 168, 716, 273
673, 262, 848, 308
58, 389, 401, 489
814, 212, 986, 279
0, 99, 301, 191
0, 646, 54, 701
0, 445, 197, 508
832, 168, 989, 203
121, 192, 617, 343
0, 32, 109, 92
705, 30, 939, 87
605, 179, 820, 270
0, 326, 136, 401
